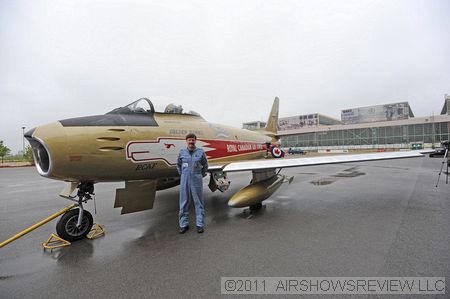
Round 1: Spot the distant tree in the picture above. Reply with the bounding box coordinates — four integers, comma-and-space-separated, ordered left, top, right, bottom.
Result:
24, 145, 35, 164
0, 140, 11, 163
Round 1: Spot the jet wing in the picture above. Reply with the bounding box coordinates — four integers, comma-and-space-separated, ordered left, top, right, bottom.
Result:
209, 150, 428, 173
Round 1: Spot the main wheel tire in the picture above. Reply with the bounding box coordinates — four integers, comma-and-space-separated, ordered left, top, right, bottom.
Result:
249, 203, 263, 211
56, 208, 93, 242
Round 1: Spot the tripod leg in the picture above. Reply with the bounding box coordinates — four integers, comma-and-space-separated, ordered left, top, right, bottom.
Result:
436, 149, 449, 187
436, 172, 442, 188
446, 156, 449, 184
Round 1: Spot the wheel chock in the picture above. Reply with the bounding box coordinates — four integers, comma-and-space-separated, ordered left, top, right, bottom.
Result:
86, 223, 105, 239
42, 233, 71, 250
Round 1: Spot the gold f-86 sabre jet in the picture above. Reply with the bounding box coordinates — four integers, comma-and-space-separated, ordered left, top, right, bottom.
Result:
24, 97, 426, 241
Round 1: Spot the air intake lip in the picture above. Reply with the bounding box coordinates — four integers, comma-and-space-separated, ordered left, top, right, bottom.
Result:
24, 127, 36, 138
25, 136, 52, 177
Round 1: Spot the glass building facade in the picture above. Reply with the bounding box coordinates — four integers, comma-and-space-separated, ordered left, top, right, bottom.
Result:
280, 121, 450, 149
243, 98, 450, 150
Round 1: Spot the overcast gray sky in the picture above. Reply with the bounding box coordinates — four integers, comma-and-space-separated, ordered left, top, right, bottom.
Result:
1, 0, 449, 153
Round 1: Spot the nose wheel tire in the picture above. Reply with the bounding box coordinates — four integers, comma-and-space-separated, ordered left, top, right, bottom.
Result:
56, 208, 93, 242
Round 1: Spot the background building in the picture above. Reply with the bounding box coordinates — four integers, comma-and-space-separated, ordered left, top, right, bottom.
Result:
278, 113, 341, 131
341, 102, 413, 124
440, 94, 450, 115
244, 96, 450, 150
243, 121, 266, 130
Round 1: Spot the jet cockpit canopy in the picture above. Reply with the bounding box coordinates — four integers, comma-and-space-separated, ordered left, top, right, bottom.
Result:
107, 98, 155, 115
107, 98, 201, 117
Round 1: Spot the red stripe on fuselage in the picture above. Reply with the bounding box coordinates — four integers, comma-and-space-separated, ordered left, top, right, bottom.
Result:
200, 139, 267, 159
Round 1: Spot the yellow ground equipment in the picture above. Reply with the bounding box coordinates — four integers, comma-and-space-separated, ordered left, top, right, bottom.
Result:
87, 223, 105, 239
0, 204, 76, 248
42, 233, 71, 249
0, 204, 105, 249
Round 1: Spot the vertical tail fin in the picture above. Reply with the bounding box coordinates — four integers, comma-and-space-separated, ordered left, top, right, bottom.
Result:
265, 97, 279, 135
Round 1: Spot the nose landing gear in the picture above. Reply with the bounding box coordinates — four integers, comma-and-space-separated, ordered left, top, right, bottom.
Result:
0, 182, 102, 248
56, 182, 95, 242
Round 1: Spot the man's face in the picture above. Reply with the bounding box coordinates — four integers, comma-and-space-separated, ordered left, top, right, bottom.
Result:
186, 138, 196, 151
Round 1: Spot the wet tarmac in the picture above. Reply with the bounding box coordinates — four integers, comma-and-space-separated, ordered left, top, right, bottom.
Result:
1, 157, 449, 298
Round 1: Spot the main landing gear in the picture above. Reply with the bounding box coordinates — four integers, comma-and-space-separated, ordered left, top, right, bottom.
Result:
249, 203, 264, 211
243, 203, 266, 215
56, 182, 95, 242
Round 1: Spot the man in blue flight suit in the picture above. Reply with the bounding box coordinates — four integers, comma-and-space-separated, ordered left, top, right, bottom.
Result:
176, 133, 208, 234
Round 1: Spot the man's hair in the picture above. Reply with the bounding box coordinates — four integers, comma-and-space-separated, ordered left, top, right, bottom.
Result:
185, 133, 197, 140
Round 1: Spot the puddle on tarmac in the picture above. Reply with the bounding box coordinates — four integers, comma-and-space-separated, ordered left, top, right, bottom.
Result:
0, 275, 13, 280
310, 167, 366, 185
332, 166, 365, 178
333, 171, 365, 178
310, 178, 337, 186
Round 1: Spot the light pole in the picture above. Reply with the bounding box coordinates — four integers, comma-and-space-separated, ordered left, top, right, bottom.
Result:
22, 126, 25, 157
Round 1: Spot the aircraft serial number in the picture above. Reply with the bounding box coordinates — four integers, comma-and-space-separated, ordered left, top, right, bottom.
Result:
136, 163, 157, 171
